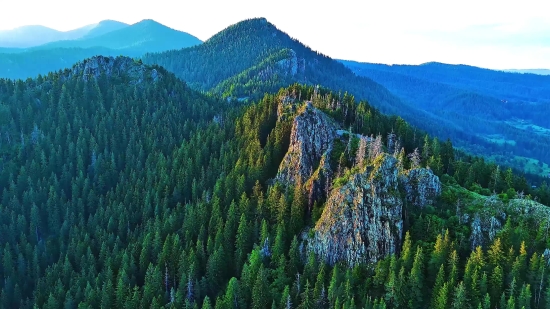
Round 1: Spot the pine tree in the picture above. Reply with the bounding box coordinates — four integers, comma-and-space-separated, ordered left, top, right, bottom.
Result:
408, 246, 424, 308
252, 266, 270, 309
451, 281, 467, 309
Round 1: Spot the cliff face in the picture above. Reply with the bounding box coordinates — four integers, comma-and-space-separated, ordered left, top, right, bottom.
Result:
276, 102, 337, 186
401, 168, 442, 208
311, 154, 403, 266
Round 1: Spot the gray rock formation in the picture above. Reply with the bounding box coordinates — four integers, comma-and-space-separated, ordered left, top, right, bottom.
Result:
401, 168, 442, 208
276, 102, 337, 186
311, 154, 403, 266
68, 56, 162, 84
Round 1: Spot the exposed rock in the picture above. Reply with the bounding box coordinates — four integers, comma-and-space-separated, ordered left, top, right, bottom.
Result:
276, 49, 298, 76
276, 102, 337, 186
469, 213, 503, 250
310, 154, 403, 266
67, 56, 162, 84
465, 197, 550, 249
304, 152, 332, 208
400, 168, 442, 208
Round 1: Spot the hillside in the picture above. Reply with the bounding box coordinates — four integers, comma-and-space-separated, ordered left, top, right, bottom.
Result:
341, 60, 550, 176
0, 55, 548, 308
33, 19, 202, 54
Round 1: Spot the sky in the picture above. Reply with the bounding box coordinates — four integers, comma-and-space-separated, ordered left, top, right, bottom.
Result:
0, 0, 548, 69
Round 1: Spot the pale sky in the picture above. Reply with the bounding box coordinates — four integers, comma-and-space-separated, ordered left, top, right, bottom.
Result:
1, 0, 548, 69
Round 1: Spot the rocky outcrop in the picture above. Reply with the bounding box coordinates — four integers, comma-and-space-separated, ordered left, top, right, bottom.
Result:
276, 102, 337, 186
276, 49, 298, 76
401, 168, 442, 208
304, 152, 332, 207
68, 56, 162, 84
310, 154, 403, 266
466, 196, 550, 249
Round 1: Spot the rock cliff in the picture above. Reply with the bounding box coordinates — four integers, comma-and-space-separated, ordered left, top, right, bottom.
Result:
276, 102, 337, 186
401, 168, 442, 208
310, 154, 403, 266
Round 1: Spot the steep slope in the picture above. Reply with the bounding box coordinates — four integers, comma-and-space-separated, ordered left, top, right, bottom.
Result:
33, 19, 202, 54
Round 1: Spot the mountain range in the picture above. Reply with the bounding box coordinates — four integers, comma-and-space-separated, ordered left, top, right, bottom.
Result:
0, 19, 202, 79
339, 60, 550, 176
0, 20, 129, 48
0, 17, 548, 178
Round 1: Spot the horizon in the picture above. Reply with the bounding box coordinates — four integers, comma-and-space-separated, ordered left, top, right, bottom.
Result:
1, 0, 548, 70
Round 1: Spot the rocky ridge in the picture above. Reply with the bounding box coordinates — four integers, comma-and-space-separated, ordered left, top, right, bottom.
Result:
276, 101, 337, 187
274, 100, 442, 266
401, 168, 442, 208
67, 56, 162, 84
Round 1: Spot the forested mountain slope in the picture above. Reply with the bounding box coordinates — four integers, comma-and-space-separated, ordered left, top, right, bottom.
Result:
143, 18, 490, 165
0, 55, 549, 308
142, 18, 411, 114
341, 60, 550, 176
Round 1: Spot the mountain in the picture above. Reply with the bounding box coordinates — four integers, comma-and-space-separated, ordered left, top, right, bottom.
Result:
33, 19, 202, 54
0, 21, 120, 48
143, 18, 449, 123
340, 60, 550, 176
0, 54, 548, 308
145, 18, 533, 175
0, 19, 201, 80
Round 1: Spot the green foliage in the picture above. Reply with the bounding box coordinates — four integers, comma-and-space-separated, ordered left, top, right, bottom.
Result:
0, 53, 549, 309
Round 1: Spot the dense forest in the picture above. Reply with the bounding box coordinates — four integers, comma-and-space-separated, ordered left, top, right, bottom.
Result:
0, 55, 549, 309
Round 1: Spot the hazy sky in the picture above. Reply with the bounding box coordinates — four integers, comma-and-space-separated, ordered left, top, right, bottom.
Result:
1, 0, 548, 69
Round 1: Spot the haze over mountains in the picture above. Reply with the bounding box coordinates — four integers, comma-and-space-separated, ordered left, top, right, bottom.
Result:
0, 20, 129, 48
0, 19, 202, 79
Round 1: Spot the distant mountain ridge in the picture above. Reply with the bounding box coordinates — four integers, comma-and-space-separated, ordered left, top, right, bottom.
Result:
340, 59, 550, 175
504, 69, 550, 75
33, 19, 201, 54
0, 20, 129, 48
0, 19, 202, 80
